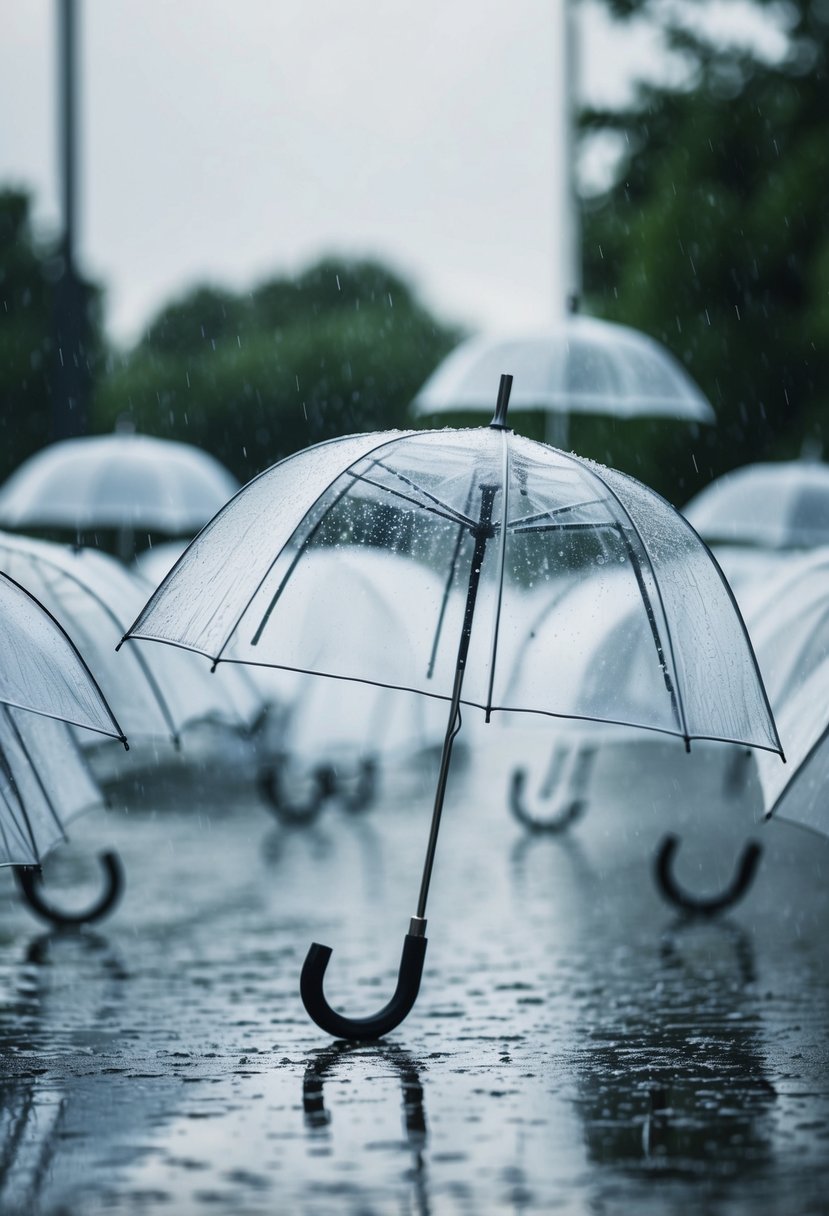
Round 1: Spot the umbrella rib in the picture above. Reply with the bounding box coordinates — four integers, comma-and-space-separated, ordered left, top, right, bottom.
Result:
232, 433, 414, 660
509, 520, 616, 536
370, 460, 478, 529
0, 790, 19, 865
3, 707, 69, 846
250, 460, 474, 655
506, 497, 608, 529
549, 457, 689, 741
613, 524, 684, 737
0, 712, 42, 861
249, 476, 358, 649
345, 471, 471, 529
31, 553, 180, 746
483, 429, 511, 719
0, 569, 126, 746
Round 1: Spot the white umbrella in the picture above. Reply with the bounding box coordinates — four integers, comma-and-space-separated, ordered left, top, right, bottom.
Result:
683, 461, 829, 549
742, 550, 829, 710
757, 656, 829, 839
0, 569, 123, 743
0, 705, 102, 867
0, 432, 238, 537
412, 316, 715, 430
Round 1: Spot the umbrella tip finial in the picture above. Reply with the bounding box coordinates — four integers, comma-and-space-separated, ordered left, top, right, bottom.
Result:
490, 374, 513, 430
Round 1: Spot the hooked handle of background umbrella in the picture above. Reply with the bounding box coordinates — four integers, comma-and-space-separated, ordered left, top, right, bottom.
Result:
300, 917, 428, 1041
654, 833, 762, 917
14, 849, 125, 928
508, 767, 587, 834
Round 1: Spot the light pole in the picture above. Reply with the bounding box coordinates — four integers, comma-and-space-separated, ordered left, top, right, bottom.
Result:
52, 0, 91, 441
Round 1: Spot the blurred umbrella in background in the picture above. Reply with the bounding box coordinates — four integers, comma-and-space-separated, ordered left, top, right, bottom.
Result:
742, 551, 829, 712
684, 461, 829, 549
681, 461, 829, 618
0, 431, 239, 559
0, 704, 124, 928
0, 568, 124, 743
0, 565, 125, 923
758, 655, 829, 841
0, 705, 103, 870
0, 534, 262, 790
261, 549, 448, 823
412, 314, 714, 442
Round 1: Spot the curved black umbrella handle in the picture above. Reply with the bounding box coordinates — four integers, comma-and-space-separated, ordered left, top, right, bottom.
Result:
509, 768, 586, 834
15, 849, 125, 928
301, 923, 428, 1040
654, 833, 762, 917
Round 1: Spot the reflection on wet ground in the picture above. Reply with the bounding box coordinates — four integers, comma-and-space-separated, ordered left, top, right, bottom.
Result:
0, 735, 826, 1213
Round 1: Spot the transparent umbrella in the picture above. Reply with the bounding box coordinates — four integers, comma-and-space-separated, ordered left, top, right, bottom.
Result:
0, 568, 125, 922
0, 706, 103, 867
757, 655, 829, 839
0, 431, 239, 557
0, 705, 123, 927
684, 461, 829, 550
0, 534, 261, 758
412, 316, 714, 444
744, 551, 829, 710
0, 569, 124, 743
123, 376, 780, 1039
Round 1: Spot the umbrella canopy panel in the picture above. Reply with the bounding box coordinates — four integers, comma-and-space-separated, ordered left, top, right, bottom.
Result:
683, 461, 829, 549
0, 706, 103, 867
412, 317, 714, 421
0, 434, 239, 534
742, 551, 829, 710
0, 571, 123, 741
128, 426, 779, 753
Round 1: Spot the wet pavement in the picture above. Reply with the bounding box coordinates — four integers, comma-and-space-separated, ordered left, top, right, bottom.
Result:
0, 726, 827, 1215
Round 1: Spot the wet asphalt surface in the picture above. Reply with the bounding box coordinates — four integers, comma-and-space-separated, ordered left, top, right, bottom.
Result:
0, 723, 826, 1215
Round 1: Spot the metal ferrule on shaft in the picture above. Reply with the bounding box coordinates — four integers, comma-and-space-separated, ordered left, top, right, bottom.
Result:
489, 373, 513, 429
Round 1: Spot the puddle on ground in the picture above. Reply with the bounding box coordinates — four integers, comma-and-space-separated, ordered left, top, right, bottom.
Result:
0, 739, 826, 1213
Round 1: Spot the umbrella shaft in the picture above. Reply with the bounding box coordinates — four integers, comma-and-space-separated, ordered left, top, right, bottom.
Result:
416, 484, 497, 920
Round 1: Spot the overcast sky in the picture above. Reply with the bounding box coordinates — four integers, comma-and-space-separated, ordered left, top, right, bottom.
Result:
1, 2, 785, 345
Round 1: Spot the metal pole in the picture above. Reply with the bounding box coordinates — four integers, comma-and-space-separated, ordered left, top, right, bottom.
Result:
53, 0, 89, 440
414, 483, 498, 921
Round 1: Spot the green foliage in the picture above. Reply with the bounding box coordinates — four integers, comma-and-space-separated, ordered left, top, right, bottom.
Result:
0, 189, 103, 478
580, 0, 829, 503
95, 257, 461, 483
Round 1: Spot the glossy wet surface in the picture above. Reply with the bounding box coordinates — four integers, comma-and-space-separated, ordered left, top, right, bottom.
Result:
0, 732, 826, 1214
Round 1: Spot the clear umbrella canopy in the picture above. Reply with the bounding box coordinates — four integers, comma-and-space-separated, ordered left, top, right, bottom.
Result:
412, 317, 714, 423
0, 706, 103, 867
740, 550, 829, 710
683, 461, 829, 549
0, 535, 261, 747
128, 425, 777, 752
0, 433, 239, 536
124, 402, 782, 1040
0, 569, 123, 742
757, 656, 829, 838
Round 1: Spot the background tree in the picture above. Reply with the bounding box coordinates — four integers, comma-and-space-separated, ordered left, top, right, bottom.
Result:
95, 257, 461, 483
0, 188, 102, 479
578, 0, 829, 503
